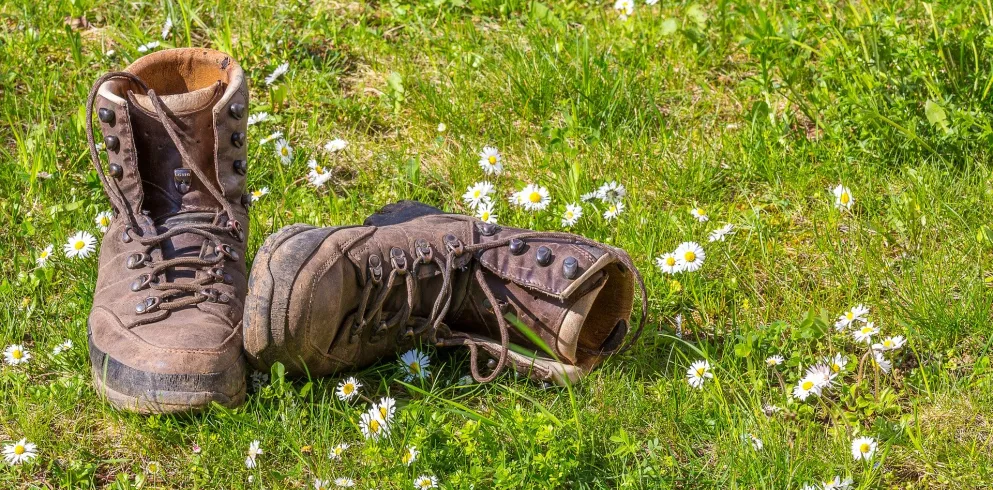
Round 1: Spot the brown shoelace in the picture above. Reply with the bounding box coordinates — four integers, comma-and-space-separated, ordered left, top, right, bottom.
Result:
351, 229, 648, 382
85, 72, 243, 322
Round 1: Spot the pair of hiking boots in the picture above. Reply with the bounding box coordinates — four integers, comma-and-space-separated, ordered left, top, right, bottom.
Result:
85, 48, 645, 413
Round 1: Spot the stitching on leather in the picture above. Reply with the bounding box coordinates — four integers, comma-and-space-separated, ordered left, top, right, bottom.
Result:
478, 240, 598, 297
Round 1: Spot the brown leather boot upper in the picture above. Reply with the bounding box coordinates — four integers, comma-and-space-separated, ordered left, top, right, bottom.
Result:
86, 48, 250, 413
244, 202, 645, 385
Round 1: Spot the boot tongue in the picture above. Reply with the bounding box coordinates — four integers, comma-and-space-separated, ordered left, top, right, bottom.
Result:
130, 82, 221, 113
555, 279, 606, 364
156, 213, 218, 282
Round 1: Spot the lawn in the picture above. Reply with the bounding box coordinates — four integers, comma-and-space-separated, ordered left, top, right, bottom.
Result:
3, 0, 993, 488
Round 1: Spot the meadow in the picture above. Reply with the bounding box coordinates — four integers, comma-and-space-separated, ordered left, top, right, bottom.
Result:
2, 0, 993, 488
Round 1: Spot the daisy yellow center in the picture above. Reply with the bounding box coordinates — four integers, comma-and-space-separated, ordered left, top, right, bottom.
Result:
148, 463, 158, 472
695, 367, 706, 376
100, 217, 110, 226
565, 211, 573, 218
665, 257, 676, 266
403, 453, 412, 463
281, 147, 289, 156
315, 165, 325, 174
861, 327, 872, 334
487, 155, 497, 165
473, 190, 481, 198
609, 205, 617, 213
767, 359, 776, 366
419, 482, 430, 489
342, 383, 354, 395
74, 240, 85, 250
12, 349, 23, 359
14, 445, 25, 455
379, 406, 388, 418
802, 380, 814, 390
253, 191, 262, 198
481, 211, 490, 221
528, 192, 542, 203
883, 340, 893, 347
369, 419, 380, 433
846, 312, 854, 320
40, 251, 48, 258
831, 363, 841, 372
334, 448, 343, 456
841, 192, 850, 204
684, 251, 696, 262
860, 443, 870, 453
695, 208, 704, 216
409, 361, 421, 374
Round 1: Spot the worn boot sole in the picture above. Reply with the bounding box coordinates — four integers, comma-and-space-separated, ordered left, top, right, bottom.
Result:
88, 333, 246, 414
243, 223, 326, 371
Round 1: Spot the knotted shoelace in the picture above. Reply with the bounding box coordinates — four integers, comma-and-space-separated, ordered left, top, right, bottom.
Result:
85, 71, 243, 323
350, 230, 648, 382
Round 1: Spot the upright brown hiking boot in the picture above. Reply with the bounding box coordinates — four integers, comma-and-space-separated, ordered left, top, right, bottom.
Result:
244, 201, 646, 385
85, 48, 250, 413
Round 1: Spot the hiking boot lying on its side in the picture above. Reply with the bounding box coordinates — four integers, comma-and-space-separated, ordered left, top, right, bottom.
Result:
244, 201, 645, 385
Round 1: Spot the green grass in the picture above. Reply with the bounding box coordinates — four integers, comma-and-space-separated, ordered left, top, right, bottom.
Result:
3, 0, 993, 488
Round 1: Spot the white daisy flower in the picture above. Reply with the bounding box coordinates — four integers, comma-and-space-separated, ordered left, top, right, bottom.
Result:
137, 41, 160, 53
765, 355, 784, 367
2, 438, 38, 465
851, 322, 879, 344
603, 201, 624, 221
161, 17, 172, 39
413, 475, 439, 489
250, 187, 269, 202
792, 376, 823, 401
561, 204, 583, 227
245, 440, 262, 468
747, 433, 763, 451
580, 191, 598, 202
63, 231, 97, 259
595, 181, 626, 204
336, 376, 361, 401
508, 190, 527, 207
690, 207, 709, 222
105, 49, 116, 57
825, 353, 848, 374
4, 344, 31, 366
614, 0, 634, 19
247, 112, 269, 126
873, 335, 905, 352
437, 123, 446, 132
94, 210, 113, 233
823, 476, 854, 490
325, 138, 348, 153
334, 477, 356, 488
265, 62, 290, 86
373, 396, 396, 422
475, 201, 498, 224
686, 359, 712, 389
260, 131, 283, 145
833, 184, 854, 210
402, 445, 419, 466
851, 436, 877, 461
477, 146, 503, 175
400, 349, 431, 381
308, 160, 334, 188
674, 241, 705, 272
145, 460, 162, 475
654, 253, 680, 274
313, 478, 331, 490
518, 184, 550, 211
36, 244, 54, 267
804, 363, 837, 388
462, 181, 494, 208
328, 443, 349, 460
834, 304, 870, 331
872, 351, 892, 373
275, 139, 293, 165
707, 224, 734, 242
359, 410, 389, 441
250, 370, 269, 391
52, 340, 73, 356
